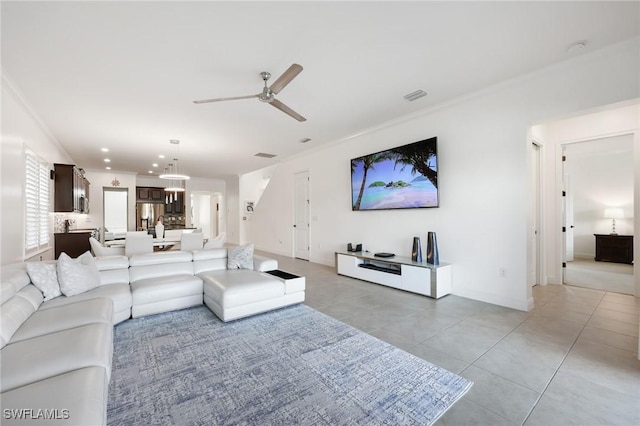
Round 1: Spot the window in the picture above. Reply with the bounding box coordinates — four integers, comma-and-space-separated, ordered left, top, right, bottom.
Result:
25, 149, 50, 255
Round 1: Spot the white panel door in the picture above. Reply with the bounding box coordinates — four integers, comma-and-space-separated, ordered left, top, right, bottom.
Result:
294, 171, 310, 260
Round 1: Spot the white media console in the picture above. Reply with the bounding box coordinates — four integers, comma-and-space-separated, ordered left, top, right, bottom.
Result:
335, 251, 452, 299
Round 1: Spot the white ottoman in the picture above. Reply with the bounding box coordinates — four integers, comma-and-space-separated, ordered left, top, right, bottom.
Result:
201, 269, 292, 322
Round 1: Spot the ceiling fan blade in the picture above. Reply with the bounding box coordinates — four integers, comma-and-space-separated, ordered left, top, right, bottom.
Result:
269, 63, 303, 95
269, 99, 306, 122
193, 94, 258, 104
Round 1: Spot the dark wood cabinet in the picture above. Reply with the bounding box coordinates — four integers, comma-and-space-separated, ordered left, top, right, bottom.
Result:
594, 234, 633, 264
136, 187, 164, 203
54, 164, 90, 213
54, 232, 92, 259
164, 191, 184, 214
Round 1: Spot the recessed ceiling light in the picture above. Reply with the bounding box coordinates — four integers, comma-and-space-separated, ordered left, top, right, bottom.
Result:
567, 40, 587, 54
299, 138, 311, 143
148, 170, 153, 174
403, 89, 428, 102
152, 163, 158, 167
159, 154, 165, 159
255, 152, 277, 158
104, 158, 111, 163
105, 166, 111, 170
101, 147, 109, 152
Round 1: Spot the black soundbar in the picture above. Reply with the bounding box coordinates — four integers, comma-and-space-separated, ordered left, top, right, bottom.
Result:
358, 263, 401, 275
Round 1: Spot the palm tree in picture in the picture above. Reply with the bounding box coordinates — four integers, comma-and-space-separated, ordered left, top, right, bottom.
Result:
390, 140, 437, 188
352, 153, 392, 210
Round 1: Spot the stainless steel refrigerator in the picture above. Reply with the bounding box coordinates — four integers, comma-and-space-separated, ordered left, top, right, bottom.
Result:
136, 203, 164, 232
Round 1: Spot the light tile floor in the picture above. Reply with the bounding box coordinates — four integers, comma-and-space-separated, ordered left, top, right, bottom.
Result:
263, 252, 640, 426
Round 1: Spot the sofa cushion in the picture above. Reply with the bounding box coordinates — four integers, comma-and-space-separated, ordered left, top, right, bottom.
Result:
57, 252, 101, 297
0, 322, 113, 393
227, 244, 254, 270
130, 275, 203, 306
192, 248, 227, 261
39, 283, 132, 325
201, 270, 283, 309
94, 255, 129, 271
0, 285, 42, 349
0, 367, 108, 426
128, 251, 193, 267
10, 298, 113, 343
25, 261, 61, 301
1, 268, 31, 304
192, 248, 228, 274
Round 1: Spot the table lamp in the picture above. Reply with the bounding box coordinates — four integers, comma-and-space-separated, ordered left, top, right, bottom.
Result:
604, 208, 624, 235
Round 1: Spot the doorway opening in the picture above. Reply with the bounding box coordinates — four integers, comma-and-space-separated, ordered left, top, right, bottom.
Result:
190, 191, 222, 240
293, 171, 310, 260
103, 187, 128, 241
562, 135, 634, 294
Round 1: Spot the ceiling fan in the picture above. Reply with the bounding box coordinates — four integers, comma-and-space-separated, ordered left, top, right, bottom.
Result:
194, 63, 306, 122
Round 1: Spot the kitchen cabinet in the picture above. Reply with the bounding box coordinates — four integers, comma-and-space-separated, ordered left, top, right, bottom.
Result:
165, 191, 184, 214
54, 164, 90, 213
54, 231, 92, 259
136, 187, 164, 203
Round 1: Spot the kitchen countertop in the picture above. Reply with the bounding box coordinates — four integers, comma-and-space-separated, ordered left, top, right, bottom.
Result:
55, 229, 94, 234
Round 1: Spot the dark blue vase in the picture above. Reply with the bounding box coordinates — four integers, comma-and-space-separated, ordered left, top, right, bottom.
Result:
411, 237, 422, 262
426, 232, 439, 265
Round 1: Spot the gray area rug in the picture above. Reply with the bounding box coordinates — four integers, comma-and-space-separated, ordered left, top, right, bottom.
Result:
108, 304, 472, 425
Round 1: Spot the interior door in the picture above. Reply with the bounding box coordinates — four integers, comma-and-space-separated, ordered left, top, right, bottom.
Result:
562, 149, 575, 285
531, 142, 542, 286
563, 153, 575, 264
294, 171, 310, 260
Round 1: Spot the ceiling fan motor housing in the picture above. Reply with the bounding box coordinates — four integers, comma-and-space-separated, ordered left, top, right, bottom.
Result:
259, 72, 274, 102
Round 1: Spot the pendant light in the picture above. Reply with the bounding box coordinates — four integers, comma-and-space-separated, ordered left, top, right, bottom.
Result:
159, 140, 190, 180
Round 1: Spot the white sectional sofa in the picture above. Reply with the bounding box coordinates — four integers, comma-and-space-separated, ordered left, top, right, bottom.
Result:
0, 248, 305, 425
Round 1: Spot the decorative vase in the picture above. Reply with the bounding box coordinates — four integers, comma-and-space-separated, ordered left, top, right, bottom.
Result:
426, 231, 439, 265
411, 236, 423, 262
155, 221, 164, 239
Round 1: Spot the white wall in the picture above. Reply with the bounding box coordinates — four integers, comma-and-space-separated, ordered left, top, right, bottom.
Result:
238, 164, 278, 245
1, 75, 74, 264
224, 176, 240, 246
247, 38, 640, 311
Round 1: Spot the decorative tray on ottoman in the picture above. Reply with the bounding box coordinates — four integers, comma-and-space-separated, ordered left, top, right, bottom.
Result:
265, 269, 306, 294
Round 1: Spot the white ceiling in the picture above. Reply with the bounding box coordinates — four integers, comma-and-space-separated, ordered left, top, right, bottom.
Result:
2, 1, 639, 180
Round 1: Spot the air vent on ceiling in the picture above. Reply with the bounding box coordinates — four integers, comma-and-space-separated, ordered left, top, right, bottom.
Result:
255, 152, 277, 158
403, 89, 427, 102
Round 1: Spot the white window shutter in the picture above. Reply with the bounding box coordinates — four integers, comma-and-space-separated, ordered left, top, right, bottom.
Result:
25, 149, 50, 255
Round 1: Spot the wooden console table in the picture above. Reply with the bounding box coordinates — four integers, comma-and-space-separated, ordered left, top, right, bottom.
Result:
594, 234, 633, 264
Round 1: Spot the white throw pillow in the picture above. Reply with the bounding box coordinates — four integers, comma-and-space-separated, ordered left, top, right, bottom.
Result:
57, 251, 101, 297
25, 261, 62, 301
227, 244, 254, 270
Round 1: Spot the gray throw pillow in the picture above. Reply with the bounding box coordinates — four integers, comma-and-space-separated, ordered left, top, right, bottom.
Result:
227, 244, 254, 270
